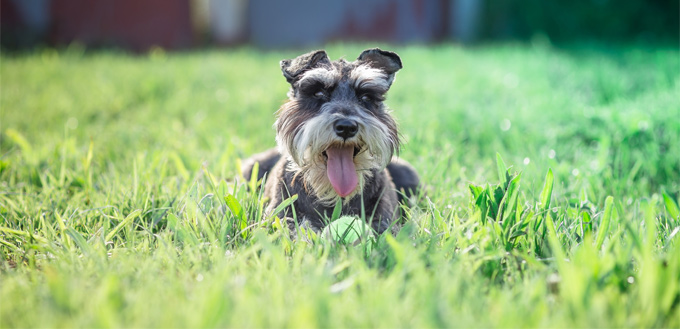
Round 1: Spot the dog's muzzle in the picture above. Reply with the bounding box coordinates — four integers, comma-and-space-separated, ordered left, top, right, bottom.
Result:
333, 119, 358, 139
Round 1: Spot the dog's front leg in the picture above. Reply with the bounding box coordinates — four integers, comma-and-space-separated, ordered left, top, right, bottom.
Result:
283, 216, 323, 241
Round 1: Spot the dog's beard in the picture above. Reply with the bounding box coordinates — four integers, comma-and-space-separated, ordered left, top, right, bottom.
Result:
276, 109, 398, 206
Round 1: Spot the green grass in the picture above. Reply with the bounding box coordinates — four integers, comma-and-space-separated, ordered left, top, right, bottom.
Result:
1, 43, 679, 328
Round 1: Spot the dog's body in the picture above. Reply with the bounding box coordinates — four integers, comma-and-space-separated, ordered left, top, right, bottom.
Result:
242, 48, 419, 234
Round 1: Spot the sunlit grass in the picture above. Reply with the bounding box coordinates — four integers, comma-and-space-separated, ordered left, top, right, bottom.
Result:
1, 43, 679, 327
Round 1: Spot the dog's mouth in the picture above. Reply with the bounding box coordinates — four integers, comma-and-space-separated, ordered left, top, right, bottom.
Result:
322, 145, 362, 198
321, 146, 361, 160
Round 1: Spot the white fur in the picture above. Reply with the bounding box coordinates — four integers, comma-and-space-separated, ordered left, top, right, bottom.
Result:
298, 68, 340, 88
350, 65, 392, 91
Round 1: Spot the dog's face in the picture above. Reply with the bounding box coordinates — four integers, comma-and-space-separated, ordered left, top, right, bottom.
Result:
275, 49, 402, 203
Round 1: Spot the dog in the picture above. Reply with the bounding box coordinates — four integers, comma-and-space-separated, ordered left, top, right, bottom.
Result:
241, 48, 419, 234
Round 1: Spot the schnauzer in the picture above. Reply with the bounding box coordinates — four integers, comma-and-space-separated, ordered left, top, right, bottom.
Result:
242, 48, 419, 234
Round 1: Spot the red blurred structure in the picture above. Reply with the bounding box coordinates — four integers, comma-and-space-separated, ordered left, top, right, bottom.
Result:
49, 0, 194, 51
2, 0, 676, 50
2, 0, 466, 50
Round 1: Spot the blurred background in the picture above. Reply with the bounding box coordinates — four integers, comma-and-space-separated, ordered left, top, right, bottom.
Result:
2, 0, 678, 51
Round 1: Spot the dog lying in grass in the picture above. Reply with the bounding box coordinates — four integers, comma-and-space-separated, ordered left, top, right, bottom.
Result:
242, 48, 419, 234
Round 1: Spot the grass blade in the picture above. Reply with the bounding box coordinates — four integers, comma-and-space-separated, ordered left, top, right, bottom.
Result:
0, 227, 48, 244
544, 212, 565, 261
496, 153, 508, 186
225, 194, 248, 238
331, 197, 343, 222
662, 190, 679, 220
539, 169, 553, 212
249, 161, 260, 192
595, 196, 614, 250
66, 228, 93, 255
270, 194, 299, 220
500, 173, 521, 225
581, 210, 592, 237
4, 128, 33, 162
105, 209, 142, 242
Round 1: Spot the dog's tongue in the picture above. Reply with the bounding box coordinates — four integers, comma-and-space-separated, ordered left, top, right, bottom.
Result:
326, 145, 358, 197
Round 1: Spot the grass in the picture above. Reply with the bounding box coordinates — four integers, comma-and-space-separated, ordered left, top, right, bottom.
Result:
1, 42, 679, 327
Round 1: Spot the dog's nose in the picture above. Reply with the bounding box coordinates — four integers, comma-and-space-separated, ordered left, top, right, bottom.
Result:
333, 119, 358, 139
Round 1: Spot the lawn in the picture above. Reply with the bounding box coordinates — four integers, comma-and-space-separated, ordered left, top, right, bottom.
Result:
1, 43, 679, 327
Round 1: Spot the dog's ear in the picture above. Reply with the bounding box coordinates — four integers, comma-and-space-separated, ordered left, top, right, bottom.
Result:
280, 50, 331, 84
357, 48, 402, 76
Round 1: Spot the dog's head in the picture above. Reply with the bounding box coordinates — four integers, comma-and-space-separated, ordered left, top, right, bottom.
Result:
275, 48, 402, 203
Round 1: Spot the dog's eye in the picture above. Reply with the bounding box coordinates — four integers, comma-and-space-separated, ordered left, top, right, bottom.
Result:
314, 90, 327, 99
360, 94, 373, 102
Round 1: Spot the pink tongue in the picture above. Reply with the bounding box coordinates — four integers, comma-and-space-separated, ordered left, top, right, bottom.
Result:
326, 146, 358, 197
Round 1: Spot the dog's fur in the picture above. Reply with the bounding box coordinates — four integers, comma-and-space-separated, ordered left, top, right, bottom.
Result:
242, 48, 419, 234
